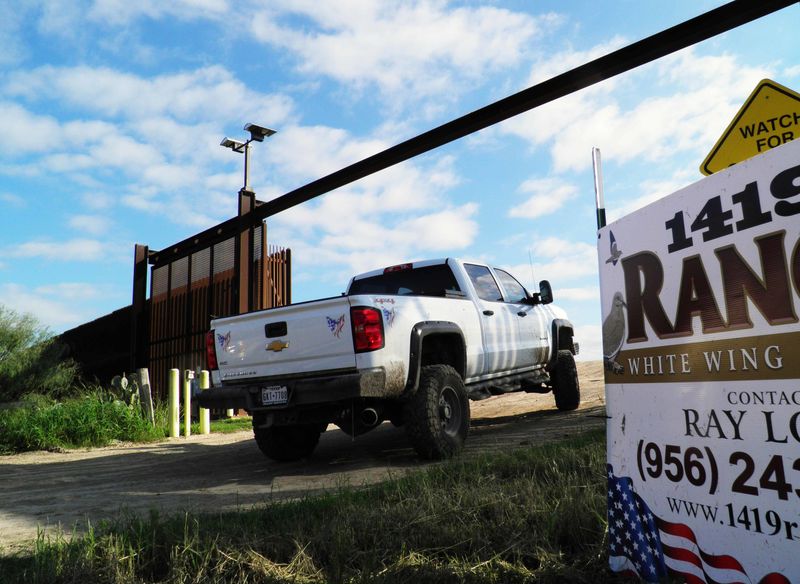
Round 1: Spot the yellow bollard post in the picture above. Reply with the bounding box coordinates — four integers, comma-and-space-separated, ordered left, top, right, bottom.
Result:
183, 370, 193, 437
199, 370, 210, 435
168, 369, 180, 438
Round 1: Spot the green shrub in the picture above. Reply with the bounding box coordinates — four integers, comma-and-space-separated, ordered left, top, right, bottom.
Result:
0, 305, 78, 401
0, 391, 162, 454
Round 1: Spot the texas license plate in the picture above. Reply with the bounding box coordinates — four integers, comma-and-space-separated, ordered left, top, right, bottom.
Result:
261, 385, 288, 406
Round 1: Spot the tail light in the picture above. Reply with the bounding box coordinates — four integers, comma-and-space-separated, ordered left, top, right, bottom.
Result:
351, 307, 384, 352
205, 330, 219, 371
384, 263, 412, 274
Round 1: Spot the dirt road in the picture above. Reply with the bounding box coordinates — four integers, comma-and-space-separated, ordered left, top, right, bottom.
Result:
0, 361, 605, 550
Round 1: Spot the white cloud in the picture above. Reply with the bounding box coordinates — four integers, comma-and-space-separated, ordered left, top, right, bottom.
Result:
0, 102, 63, 155
503, 47, 772, 173
270, 126, 462, 235
1, 192, 26, 207
68, 214, 111, 236
509, 177, 578, 219
250, 2, 551, 108
526, 36, 627, 86
504, 237, 598, 284
558, 286, 600, 302
0, 64, 298, 224
36, 0, 83, 40
80, 191, 114, 210
88, 0, 230, 26
33, 282, 106, 301
7, 238, 106, 261
0, 283, 90, 330
274, 201, 479, 279
607, 171, 696, 223
574, 324, 602, 361
4, 65, 294, 125
0, 1, 29, 65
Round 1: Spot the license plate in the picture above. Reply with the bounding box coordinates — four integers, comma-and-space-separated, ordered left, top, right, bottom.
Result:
261, 385, 288, 406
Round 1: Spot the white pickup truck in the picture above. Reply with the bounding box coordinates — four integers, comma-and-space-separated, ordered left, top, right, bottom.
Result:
199, 258, 580, 461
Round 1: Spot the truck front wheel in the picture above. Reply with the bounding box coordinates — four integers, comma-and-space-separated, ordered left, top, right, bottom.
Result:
552, 349, 580, 411
252, 419, 323, 462
404, 365, 469, 460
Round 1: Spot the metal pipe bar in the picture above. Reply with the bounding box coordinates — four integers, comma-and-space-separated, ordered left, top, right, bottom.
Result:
150, 0, 796, 266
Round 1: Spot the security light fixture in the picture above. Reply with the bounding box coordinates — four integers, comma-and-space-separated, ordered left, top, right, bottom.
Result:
220, 122, 277, 192
244, 123, 276, 143
220, 137, 246, 151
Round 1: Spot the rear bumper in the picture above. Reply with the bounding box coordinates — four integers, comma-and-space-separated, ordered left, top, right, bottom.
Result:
197, 368, 386, 412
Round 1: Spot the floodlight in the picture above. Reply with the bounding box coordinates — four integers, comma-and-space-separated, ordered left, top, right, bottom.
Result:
220, 137, 246, 151
221, 122, 276, 192
244, 123, 276, 143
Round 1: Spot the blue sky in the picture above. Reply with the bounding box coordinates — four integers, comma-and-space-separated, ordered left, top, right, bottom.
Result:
1, 0, 798, 361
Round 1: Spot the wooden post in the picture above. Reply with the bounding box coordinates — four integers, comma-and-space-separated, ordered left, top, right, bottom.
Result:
137, 367, 155, 426
168, 369, 180, 437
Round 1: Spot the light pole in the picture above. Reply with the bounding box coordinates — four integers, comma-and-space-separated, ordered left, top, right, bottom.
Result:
220, 123, 276, 192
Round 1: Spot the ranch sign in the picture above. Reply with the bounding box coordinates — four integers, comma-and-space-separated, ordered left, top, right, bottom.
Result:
599, 137, 800, 583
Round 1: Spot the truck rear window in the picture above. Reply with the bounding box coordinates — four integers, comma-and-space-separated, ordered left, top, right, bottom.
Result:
349, 264, 463, 297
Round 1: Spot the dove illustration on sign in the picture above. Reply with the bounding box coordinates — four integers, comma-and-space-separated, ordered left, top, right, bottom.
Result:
603, 291, 627, 374
605, 231, 623, 265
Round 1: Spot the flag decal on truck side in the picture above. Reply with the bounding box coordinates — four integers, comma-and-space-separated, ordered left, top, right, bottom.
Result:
380, 305, 396, 326
326, 315, 345, 338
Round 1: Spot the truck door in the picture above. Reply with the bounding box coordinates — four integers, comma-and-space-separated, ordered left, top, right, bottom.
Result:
493, 267, 550, 368
463, 263, 520, 374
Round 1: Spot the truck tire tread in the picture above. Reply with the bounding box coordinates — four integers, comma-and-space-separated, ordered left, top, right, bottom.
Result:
552, 349, 580, 411
404, 364, 469, 460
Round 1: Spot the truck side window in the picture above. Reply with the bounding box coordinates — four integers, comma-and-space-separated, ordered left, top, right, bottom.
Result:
494, 268, 528, 303
464, 264, 503, 302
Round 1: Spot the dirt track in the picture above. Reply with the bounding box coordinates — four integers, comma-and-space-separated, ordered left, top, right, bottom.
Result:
0, 361, 605, 551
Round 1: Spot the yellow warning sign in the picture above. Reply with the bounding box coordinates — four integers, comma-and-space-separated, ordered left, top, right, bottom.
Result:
700, 79, 800, 176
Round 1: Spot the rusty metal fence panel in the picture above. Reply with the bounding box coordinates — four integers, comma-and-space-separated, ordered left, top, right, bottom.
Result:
148, 225, 290, 397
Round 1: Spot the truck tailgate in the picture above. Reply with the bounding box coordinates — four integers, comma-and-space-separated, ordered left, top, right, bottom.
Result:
213, 297, 356, 381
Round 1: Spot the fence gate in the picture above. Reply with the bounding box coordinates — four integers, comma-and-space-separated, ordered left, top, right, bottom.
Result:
144, 218, 291, 397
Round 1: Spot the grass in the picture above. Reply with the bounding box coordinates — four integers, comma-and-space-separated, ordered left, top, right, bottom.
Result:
0, 391, 253, 455
0, 393, 164, 454
0, 429, 622, 583
191, 415, 253, 435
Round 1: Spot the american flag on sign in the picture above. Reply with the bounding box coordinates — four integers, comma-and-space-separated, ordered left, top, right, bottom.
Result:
607, 465, 790, 584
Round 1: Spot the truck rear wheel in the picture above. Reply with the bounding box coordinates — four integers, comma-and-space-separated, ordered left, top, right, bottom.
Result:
552, 350, 580, 411
404, 364, 469, 460
252, 420, 322, 462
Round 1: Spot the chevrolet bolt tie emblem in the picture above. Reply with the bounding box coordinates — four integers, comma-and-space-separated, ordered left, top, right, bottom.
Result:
266, 340, 289, 352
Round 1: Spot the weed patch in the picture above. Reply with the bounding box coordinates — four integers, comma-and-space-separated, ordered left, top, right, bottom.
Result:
0, 393, 163, 454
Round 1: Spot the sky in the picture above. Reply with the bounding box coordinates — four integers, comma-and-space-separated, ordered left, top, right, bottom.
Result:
1, 0, 798, 361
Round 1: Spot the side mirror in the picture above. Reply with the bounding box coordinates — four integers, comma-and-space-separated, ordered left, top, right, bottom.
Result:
539, 280, 553, 304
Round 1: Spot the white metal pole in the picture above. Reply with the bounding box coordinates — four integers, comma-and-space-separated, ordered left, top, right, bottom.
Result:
183, 370, 193, 437
168, 369, 180, 438
199, 370, 210, 435
592, 147, 606, 229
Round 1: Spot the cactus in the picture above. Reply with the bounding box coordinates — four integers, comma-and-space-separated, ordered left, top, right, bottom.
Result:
110, 373, 141, 409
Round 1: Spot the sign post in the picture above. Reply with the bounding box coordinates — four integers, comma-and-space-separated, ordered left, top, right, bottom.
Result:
599, 138, 800, 582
